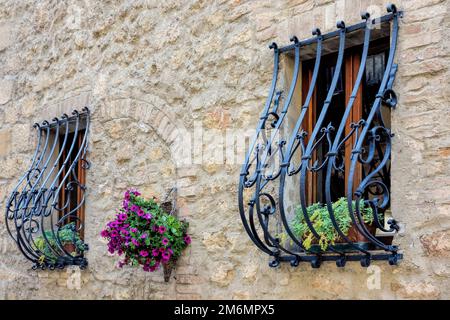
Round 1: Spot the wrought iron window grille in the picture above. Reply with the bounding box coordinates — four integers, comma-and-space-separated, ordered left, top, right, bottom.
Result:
239, 4, 402, 268
5, 107, 91, 270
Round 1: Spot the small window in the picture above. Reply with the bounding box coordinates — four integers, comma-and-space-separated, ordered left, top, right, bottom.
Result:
5, 108, 90, 270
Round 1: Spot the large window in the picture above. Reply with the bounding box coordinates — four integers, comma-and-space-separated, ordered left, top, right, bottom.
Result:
239, 5, 402, 268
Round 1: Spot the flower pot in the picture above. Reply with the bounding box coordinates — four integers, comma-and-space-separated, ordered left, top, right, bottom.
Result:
63, 243, 77, 255
307, 223, 377, 253
346, 223, 376, 243
163, 259, 176, 282
160, 201, 173, 215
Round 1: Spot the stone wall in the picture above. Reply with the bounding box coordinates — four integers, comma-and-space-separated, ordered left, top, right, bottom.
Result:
0, 0, 449, 299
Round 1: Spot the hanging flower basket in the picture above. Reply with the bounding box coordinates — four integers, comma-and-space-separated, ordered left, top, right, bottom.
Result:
101, 189, 191, 281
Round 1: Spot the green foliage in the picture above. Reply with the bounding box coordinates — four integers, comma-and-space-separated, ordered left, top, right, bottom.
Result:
33, 222, 86, 263
291, 197, 376, 251
129, 194, 189, 260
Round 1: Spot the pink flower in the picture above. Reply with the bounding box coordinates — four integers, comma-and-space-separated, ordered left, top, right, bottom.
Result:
158, 226, 167, 234
144, 213, 152, 220
131, 238, 139, 246
118, 213, 127, 221
140, 233, 147, 239
162, 251, 171, 262
152, 249, 159, 257
131, 205, 139, 213
161, 237, 169, 246
184, 235, 191, 245
109, 221, 119, 228
130, 228, 138, 233
139, 250, 148, 257
139, 250, 149, 257
100, 230, 109, 237
137, 208, 145, 217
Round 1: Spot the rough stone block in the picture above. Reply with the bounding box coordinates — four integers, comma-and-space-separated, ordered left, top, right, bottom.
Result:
0, 23, 12, 52
0, 129, 11, 157
0, 79, 13, 105
420, 229, 450, 257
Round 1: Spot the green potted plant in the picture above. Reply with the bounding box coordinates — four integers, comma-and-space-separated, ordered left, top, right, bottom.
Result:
33, 222, 87, 264
292, 197, 378, 252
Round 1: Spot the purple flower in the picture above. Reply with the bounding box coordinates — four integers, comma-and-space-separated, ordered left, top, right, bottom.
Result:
122, 199, 129, 210
130, 228, 138, 233
130, 189, 141, 197
109, 221, 119, 228
161, 237, 169, 246
100, 230, 109, 237
144, 213, 152, 220
137, 208, 145, 217
140, 233, 147, 239
110, 230, 119, 238
131, 238, 139, 246
139, 250, 149, 257
158, 226, 167, 234
118, 213, 127, 221
131, 204, 139, 213
152, 249, 159, 257
124, 190, 130, 200
184, 235, 191, 245
162, 251, 171, 262
120, 229, 129, 236
149, 261, 159, 272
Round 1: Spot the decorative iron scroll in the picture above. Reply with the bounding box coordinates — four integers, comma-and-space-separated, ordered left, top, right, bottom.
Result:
239, 4, 403, 268
5, 107, 90, 270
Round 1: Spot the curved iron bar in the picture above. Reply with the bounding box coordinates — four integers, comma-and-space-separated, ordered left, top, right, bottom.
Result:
297, 21, 348, 264
5, 108, 90, 269
278, 29, 324, 259
346, 4, 401, 265
323, 14, 374, 265
238, 43, 281, 256
8, 123, 53, 264
252, 36, 303, 265
5, 122, 44, 241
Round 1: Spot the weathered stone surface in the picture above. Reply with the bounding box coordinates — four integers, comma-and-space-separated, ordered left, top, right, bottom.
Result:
420, 229, 450, 257
0, 0, 448, 300
0, 129, 11, 157
0, 23, 12, 52
392, 280, 441, 299
0, 79, 13, 105
210, 262, 235, 287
